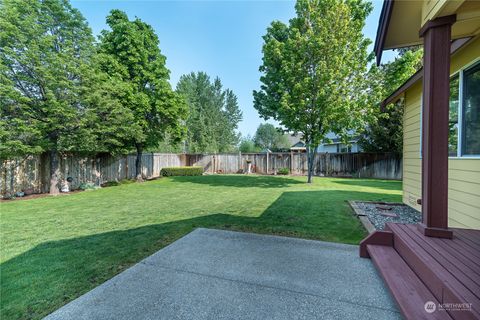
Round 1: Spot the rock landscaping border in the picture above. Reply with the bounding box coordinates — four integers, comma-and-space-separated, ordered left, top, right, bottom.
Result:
348, 200, 421, 233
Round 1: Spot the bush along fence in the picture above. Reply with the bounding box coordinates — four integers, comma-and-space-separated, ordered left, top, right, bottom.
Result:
0, 152, 402, 196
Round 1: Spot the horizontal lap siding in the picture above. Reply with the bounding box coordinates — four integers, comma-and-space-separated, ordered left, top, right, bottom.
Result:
446, 37, 480, 229
402, 63, 480, 229
403, 83, 422, 211
448, 164, 480, 229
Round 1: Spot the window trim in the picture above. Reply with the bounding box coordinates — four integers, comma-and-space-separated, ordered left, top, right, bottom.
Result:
449, 58, 480, 159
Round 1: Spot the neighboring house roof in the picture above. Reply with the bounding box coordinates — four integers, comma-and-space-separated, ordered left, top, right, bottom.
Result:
291, 141, 305, 148
285, 134, 304, 147
287, 133, 359, 149
322, 137, 360, 145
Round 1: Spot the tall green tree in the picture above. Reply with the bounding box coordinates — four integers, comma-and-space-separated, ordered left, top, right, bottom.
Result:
253, 123, 289, 151
359, 48, 423, 153
238, 135, 260, 153
0, 0, 100, 194
176, 72, 242, 153
98, 10, 187, 180
254, 0, 373, 182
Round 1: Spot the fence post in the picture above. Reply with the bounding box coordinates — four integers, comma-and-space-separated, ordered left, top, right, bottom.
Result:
239, 151, 242, 172
266, 152, 269, 175
0, 152, 403, 194
213, 154, 216, 174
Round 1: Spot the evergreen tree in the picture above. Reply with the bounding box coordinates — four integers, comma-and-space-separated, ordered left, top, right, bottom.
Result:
253, 123, 289, 151
176, 72, 242, 153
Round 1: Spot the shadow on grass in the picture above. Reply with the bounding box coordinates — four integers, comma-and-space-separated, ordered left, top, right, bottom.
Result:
1, 189, 399, 320
170, 174, 304, 188
332, 179, 402, 191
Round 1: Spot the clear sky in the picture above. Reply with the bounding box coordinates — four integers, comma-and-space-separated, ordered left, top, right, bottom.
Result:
72, 0, 395, 137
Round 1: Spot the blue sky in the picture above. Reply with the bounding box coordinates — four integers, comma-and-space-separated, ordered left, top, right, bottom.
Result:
72, 0, 395, 137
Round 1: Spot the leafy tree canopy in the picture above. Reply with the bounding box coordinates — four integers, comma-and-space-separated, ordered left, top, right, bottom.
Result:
0, 0, 128, 193
253, 123, 289, 151
0, 0, 97, 158
254, 0, 373, 182
359, 48, 423, 153
98, 9, 188, 179
239, 135, 260, 153
176, 72, 242, 153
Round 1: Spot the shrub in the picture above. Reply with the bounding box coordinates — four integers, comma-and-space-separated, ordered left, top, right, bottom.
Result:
79, 182, 100, 190
101, 179, 135, 187
101, 181, 120, 187
160, 166, 203, 177
277, 167, 289, 175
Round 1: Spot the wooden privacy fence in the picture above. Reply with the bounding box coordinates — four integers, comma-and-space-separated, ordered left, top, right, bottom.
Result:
189, 152, 402, 179
1, 152, 402, 196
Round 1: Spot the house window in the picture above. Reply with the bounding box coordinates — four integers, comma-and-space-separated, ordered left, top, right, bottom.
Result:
462, 62, 480, 156
449, 60, 480, 157
337, 144, 351, 153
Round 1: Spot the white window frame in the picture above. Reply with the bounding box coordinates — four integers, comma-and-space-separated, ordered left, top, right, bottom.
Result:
450, 57, 480, 159
419, 58, 480, 159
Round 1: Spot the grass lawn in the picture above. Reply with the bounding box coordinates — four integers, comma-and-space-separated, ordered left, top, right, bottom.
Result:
0, 175, 402, 319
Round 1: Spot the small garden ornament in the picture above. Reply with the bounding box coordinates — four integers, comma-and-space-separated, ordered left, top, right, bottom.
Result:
246, 159, 252, 174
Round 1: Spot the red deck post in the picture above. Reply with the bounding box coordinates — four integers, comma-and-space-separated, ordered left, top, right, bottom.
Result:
417, 15, 456, 239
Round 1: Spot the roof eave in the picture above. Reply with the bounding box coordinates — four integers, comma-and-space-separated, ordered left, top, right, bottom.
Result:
374, 0, 395, 66
379, 37, 473, 109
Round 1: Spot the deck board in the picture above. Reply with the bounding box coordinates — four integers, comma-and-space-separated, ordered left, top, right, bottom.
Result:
403, 224, 480, 292
386, 223, 480, 319
439, 235, 480, 265
442, 230, 480, 261
454, 229, 480, 248
426, 233, 480, 277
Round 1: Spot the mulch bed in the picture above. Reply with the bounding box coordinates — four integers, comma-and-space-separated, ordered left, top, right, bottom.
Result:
0, 190, 84, 202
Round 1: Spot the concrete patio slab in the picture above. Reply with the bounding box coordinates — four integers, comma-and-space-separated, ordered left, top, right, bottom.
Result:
45, 228, 400, 320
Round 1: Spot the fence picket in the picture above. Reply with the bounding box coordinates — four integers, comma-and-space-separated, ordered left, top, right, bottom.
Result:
0, 152, 402, 196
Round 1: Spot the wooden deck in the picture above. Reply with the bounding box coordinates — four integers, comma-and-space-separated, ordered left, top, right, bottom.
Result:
360, 223, 480, 320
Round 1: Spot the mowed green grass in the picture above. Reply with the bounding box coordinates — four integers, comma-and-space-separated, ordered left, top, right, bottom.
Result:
0, 175, 402, 319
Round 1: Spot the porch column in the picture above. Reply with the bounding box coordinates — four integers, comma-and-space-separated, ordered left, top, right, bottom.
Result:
418, 15, 456, 239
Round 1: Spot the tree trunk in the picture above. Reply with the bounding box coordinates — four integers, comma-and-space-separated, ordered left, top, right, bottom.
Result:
135, 144, 144, 182
306, 144, 316, 183
49, 149, 60, 195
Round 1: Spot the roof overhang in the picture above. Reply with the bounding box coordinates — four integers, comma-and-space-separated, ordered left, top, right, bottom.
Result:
380, 36, 473, 108
374, 0, 480, 65
374, 0, 395, 65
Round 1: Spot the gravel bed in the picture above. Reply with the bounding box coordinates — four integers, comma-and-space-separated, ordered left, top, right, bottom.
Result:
355, 202, 421, 230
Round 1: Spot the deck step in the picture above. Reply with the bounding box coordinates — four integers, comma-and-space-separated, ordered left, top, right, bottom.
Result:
367, 244, 452, 320
386, 223, 480, 319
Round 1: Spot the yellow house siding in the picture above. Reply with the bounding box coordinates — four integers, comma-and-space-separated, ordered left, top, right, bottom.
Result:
401, 36, 480, 230
402, 82, 422, 211
451, 36, 480, 74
